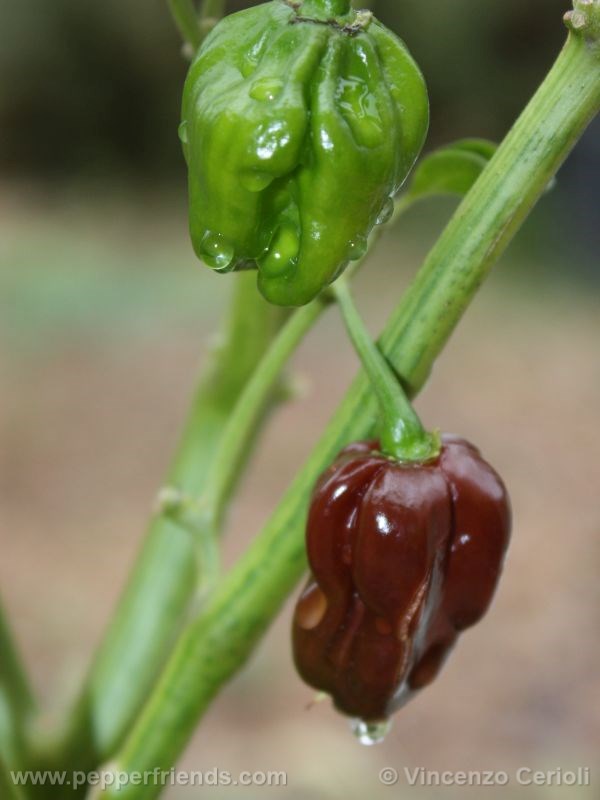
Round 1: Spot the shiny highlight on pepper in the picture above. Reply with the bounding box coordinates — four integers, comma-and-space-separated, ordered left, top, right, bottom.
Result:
181, 0, 429, 306
292, 435, 511, 722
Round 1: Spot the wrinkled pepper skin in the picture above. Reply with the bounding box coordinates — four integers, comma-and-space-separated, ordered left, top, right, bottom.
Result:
292, 435, 511, 721
181, 0, 428, 306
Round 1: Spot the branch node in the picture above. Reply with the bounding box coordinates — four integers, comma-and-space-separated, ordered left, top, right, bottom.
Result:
565, 0, 600, 51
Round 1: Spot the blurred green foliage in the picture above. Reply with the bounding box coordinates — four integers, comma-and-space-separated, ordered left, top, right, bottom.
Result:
0, 0, 571, 177
0, 0, 186, 179
0, 0, 597, 274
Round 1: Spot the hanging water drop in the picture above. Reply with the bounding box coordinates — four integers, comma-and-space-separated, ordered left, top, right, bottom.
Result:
259, 222, 300, 277
241, 56, 258, 78
199, 231, 235, 271
249, 78, 284, 102
339, 76, 384, 149
347, 236, 368, 261
351, 718, 392, 746
376, 197, 395, 226
178, 121, 189, 145
240, 170, 274, 193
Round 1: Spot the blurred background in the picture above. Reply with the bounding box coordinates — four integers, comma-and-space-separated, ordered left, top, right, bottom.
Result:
0, 0, 599, 798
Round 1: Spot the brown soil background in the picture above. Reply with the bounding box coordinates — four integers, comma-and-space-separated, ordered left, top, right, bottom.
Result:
1, 190, 599, 798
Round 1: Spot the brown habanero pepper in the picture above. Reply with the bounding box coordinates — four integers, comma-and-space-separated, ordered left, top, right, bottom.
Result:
292, 435, 511, 723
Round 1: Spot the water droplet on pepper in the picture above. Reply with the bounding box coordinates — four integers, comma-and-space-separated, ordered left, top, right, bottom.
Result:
259, 222, 300, 276
249, 78, 284, 102
239, 170, 275, 193
178, 121, 189, 145
240, 57, 257, 78
177, 120, 188, 144
347, 236, 368, 261
199, 231, 235, 271
376, 197, 394, 226
351, 718, 392, 746
339, 77, 384, 149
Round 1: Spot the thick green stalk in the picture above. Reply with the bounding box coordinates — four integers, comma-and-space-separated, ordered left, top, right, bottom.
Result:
388, 50, 600, 396
93, 24, 600, 799
0, 600, 35, 768
38, 275, 287, 772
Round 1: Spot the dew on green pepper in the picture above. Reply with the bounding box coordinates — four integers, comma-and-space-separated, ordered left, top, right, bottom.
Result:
198, 231, 235, 271
376, 197, 395, 226
249, 78, 285, 102
178, 121, 188, 145
260, 223, 300, 276
347, 236, 368, 261
239, 170, 275, 193
181, 0, 429, 306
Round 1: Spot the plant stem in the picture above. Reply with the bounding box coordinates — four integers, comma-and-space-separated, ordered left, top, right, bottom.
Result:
35, 275, 287, 773
198, 0, 227, 40
40, 230, 403, 792
201, 297, 331, 529
168, 0, 228, 53
0, 600, 35, 768
199, 0, 226, 16
390, 24, 600, 397
152, 298, 332, 603
92, 24, 600, 800
199, 0, 226, 20
167, 0, 202, 50
333, 279, 438, 462
43, 195, 400, 784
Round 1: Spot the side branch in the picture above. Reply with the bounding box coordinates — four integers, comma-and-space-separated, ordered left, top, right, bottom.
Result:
94, 24, 600, 800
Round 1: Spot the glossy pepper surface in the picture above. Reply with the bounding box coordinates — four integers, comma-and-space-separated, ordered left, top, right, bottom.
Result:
292, 434, 511, 721
180, 0, 429, 306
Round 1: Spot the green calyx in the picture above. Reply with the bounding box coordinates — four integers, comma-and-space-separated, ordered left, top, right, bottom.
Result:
181, 0, 428, 306
290, 1, 352, 23
288, 1, 373, 33
565, 0, 600, 52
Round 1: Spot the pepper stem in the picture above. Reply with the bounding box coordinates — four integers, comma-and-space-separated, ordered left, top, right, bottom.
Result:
333, 278, 440, 463
299, 1, 352, 19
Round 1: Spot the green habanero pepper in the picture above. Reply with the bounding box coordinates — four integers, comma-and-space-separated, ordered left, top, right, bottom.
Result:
181, 0, 429, 306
